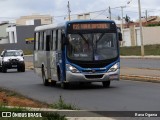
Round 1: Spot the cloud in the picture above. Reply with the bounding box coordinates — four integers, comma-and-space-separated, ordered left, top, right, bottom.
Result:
1, 0, 160, 23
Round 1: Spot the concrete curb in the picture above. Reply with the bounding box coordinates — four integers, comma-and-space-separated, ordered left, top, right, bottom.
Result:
120, 75, 160, 83
120, 56, 160, 59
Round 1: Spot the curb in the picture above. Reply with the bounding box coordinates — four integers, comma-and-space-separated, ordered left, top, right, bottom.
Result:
120, 56, 160, 59
120, 75, 160, 83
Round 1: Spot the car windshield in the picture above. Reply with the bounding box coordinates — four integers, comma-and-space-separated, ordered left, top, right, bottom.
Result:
67, 33, 118, 61
4, 51, 21, 57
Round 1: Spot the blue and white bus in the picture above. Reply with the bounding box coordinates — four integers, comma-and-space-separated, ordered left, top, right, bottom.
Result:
34, 20, 122, 88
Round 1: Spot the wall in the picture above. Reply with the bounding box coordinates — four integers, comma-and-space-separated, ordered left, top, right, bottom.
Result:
0, 24, 10, 44
122, 26, 160, 46
143, 27, 160, 45
0, 25, 36, 53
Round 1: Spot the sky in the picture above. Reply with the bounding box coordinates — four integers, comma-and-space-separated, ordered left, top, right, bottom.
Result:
1, 0, 160, 24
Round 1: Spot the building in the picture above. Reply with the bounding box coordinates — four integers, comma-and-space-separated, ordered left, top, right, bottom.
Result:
16, 14, 53, 25
0, 20, 41, 53
0, 22, 15, 44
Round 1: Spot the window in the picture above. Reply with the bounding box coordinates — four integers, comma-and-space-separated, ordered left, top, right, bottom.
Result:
39, 32, 44, 50
43, 32, 46, 50
51, 30, 56, 51
55, 30, 58, 50
58, 30, 62, 51
35, 32, 39, 50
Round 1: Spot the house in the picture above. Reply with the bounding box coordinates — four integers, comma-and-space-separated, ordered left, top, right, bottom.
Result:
16, 14, 53, 25
0, 20, 41, 53
0, 22, 15, 44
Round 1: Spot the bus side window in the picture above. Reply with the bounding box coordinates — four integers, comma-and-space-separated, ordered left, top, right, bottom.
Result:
55, 30, 58, 50
35, 32, 39, 50
52, 30, 56, 51
38, 32, 41, 50
58, 29, 62, 51
39, 32, 44, 50
50, 30, 53, 50
43, 32, 46, 50
46, 35, 51, 51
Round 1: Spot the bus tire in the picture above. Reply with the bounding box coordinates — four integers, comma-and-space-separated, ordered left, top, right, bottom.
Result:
51, 80, 56, 86
102, 81, 110, 88
42, 67, 49, 86
61, 82, 69, 89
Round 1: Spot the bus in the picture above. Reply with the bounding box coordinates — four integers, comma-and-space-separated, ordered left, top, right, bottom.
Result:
34, 20, 122, 89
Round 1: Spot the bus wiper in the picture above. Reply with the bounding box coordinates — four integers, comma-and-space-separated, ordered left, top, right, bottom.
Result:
79, 34, 89, 47
96, 33, 104, 43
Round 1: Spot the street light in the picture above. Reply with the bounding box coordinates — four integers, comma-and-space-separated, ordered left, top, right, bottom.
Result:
138, 0, 145, 56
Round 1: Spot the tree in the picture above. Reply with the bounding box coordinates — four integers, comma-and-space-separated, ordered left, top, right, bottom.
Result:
125, 14, 130, 23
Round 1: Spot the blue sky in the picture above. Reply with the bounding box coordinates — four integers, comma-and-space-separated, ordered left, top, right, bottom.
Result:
0, 0, 160, 23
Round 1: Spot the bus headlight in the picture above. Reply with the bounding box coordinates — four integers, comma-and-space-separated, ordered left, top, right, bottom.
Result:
66, 64, 80, 73
108, 63, 119, 72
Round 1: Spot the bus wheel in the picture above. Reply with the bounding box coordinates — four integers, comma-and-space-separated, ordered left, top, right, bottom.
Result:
51, 80, 56, 86
61, 82, 69, 89
42, 68, 49, 86
102, 81, 110, 88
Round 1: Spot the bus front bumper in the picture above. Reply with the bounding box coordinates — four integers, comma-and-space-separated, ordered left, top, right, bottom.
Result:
65, 69, 120, 82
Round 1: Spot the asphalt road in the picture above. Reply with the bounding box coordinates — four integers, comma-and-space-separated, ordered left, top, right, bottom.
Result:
121, 58, 160, 69
24, 56, 160, 69
0, 69, 160, 111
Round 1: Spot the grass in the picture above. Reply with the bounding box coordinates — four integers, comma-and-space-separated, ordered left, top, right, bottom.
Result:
0, 89, 73, 120
23, 50, 33, 55
0, 105, 25, 111
50, 96, 78, 110
120, 44, 160, 56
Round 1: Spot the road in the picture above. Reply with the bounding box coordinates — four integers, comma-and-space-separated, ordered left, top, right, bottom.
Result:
121, 58, 160, 69
24, 56, 160, 69
0, 69, 160, 111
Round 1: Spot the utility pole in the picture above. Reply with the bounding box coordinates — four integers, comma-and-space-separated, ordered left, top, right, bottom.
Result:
120, 6, 126, 45
145, 10, 148, 22
138, 0, 145, 56
109, 6, 111, 20
67, 1, 71, 21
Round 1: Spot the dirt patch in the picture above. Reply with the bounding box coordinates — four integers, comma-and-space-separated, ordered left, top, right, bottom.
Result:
0, 89, 49, 108
25, 62, 33, 70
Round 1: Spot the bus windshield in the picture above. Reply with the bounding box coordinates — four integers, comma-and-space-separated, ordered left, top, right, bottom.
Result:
67, 33, 118, 61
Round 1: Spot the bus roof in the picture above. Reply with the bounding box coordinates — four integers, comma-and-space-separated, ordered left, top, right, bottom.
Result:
66, 19, 115, 24
35, 19, 115, 32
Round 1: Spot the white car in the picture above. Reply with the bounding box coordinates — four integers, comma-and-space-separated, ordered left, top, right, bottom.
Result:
0, 50, 25, 73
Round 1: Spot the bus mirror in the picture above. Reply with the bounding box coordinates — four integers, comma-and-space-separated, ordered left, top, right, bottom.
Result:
118, 32, 122, 41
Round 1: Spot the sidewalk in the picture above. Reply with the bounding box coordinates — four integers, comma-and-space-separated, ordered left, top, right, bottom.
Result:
120, 56, 160, 82
121, 55, 160, 59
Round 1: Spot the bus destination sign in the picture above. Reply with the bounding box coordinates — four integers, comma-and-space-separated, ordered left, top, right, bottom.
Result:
72, 23, 110, 30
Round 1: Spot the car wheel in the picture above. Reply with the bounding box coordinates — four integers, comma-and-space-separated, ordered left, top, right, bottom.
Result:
21, 65, 25, 72
61, 82, 69, 89
51, 80, 56, 86
102, 81, 110, 88
17, 67, 21, 72
2, 66, 7, 73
